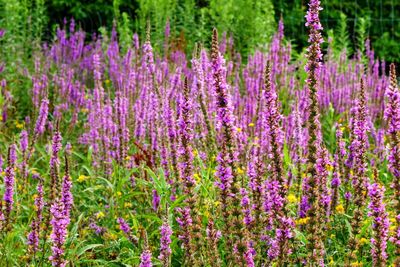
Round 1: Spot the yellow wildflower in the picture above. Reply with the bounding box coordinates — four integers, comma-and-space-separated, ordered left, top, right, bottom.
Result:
335, 204, 345, 214
359, 238, 368, 245
77, 175, 88, 183
15, 121, 24, 129
350, 261, 363, 267
125, 156, 131, 161
248, 123, 255, 127
287, 194, 297, 203
326, 164, 333, 172
194, 173, 201, 183
237, 167, 244, 175
116, 191, 122, 197
96, 211, 105, 219
296, 217, 310, 225
124, 202, 132, 208
104, 232, 117, 240
236, 127, 242, 132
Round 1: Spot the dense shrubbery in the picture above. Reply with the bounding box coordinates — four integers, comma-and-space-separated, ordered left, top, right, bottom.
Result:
1, 0, 399, 61
0, 0, 400, 266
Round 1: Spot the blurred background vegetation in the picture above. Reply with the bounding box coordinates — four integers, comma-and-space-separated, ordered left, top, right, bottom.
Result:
0, 0, 399, 62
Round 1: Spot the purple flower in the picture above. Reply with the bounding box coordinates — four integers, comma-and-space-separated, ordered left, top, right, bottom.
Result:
3, 144, 17, 226
152, 189, 160, 212
117, 217, 138, 245
61, 171, 73, 216
89, 223, 106, 235
49, 199, 70, 267
240, 188, 253, 226
139, 247, 152, 267
34, 98, 49, 137
27, 181, 44, 254
368, 183, 389, 266
158, 221, 172, 266
20, 130, 28, 153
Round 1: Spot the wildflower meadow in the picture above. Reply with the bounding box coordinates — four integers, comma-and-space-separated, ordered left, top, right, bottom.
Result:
0, 0, 399, 266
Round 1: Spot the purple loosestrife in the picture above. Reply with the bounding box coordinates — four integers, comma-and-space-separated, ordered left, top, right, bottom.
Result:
139, 241, 153, 267
152, 189, 160, 212
384, 64, 400, 264
176, 206, 194, 265
177, 77, 202, 263
28, 179, 44, 256
50, 128, 63, 201
2, 144, 17, 231
117, 217, 138, 245
89, 223, 106, 235
263, 62, 295, 264
211, 28, 246, 264
61, 155, 73, 217
303, 0, 326, 264
31, 98, 49, 149
20, 130, 29, 178
212, 28, 238, 203
205, 220, 222, 266
178, 77, 196, 195
347, 78, 369, 264
263, 61, 286, 198
368, 182, 389, 267
192, 48, 216, 154
49, 198, 70, 267
330, 125, 345, 213
158, 220, 172, 267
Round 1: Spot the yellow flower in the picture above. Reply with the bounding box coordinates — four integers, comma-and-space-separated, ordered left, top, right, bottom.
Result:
236, 127, 242, 132
77, 175, 88, 183
116, 191, 122, 197
15, 121, 24, 129
359, 238, 368, 245
329, 257, 335, 266
296, 217, 310, 225
193, 149, 198, 157
350, 261, 363, 267
96, 212, 105, 219
326, 164, 333, 172
287, 194, 297, 203
214, 201, 220, 207
125, 156, 131, 161
330, 234, 335, 239
390, 217, 396, 223
194, 173, 201, 183
105, 79, 111, 85
335, 204, 345, 214
237, 167, 244, 175
104, 232, 117, 240
124, 202, 132, 208
248, 123, 255, 127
